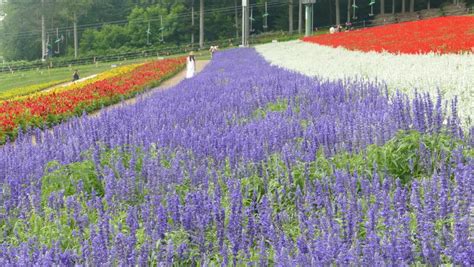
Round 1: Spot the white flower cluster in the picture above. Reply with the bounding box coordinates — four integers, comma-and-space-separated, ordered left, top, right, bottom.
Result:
256, 41, 473, 125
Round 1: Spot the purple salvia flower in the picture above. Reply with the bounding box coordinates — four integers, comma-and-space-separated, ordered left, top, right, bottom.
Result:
451, 161, 472, 265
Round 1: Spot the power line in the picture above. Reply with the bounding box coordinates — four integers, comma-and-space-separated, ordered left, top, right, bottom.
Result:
1, 1, 287, 38
1, 1, 295, 62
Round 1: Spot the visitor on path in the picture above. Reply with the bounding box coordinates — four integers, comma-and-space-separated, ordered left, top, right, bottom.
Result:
186, 52, 196, 79
345, 21, 352, 31
209, 45, 219, 58
72, 70, 80, 82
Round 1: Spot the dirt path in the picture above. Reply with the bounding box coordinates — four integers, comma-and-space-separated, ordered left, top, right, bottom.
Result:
43, 74, 98, 93
90, 60, 209, 118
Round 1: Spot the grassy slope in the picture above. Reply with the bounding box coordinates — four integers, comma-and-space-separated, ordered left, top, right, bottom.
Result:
0, 59, 142, 93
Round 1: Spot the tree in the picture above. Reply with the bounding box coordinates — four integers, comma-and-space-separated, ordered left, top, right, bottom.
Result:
204, 4, 235, 42
127, 3, 188, 47
59, 0, 92, 58
381, 0, 385, 14
80, 25, 130, 53
0, 1, 43, 60
409, 0, 414, 12
3, 0, 405, 61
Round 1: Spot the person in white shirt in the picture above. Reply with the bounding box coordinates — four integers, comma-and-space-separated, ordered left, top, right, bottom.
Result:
209, 45, 219, 58
186, 51, 196, 79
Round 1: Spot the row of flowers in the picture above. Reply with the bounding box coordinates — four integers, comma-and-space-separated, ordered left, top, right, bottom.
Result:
0, 80, 67, 101
11, 63, 144, 101
0, 58, 185, 143
256, 41, 473, 125
1, 66, 134, 103
302, 16, 474, 55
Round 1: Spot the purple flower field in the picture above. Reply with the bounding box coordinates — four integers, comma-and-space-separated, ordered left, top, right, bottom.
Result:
0, 49, 473, 265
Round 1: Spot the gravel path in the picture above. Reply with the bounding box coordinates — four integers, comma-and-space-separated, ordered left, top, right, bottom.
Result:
43, 74, 98, 93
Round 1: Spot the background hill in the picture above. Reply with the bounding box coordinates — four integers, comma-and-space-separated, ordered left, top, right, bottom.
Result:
1, 0, 472, 61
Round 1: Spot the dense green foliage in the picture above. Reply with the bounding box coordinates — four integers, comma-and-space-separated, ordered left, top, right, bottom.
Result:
0, 0, 452, 61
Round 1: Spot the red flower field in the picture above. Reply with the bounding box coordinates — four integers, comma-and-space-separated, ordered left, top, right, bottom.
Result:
303, 16, 474, 54
0, 57, 185, 142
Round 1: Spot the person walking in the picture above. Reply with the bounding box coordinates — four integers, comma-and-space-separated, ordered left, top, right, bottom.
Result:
209, 45, 219, 58
72, 70, 80, 81
186, 52, 196, 79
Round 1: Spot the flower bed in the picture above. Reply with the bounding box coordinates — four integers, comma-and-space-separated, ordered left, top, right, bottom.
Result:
0, 49, 472, 265
0, 80, 67, 101
0, 58, 185, 142
256, 41, 474, 124
16, 63, 144, 100
303, 16, 474, 54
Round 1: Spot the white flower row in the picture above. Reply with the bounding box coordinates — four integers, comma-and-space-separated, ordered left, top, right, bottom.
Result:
256, 40, 474, 125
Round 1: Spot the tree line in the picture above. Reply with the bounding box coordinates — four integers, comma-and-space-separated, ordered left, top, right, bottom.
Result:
0, 0, 465, 61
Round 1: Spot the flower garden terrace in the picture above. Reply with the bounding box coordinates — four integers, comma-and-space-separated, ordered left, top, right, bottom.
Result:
0, 49, 473, 265
303, 16, 474, 55
255, 40, 474, 124
0, 57, 186, 144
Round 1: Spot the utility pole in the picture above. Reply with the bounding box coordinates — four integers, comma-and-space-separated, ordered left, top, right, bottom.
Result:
46, 33, 50, 59
289, 0, 294, 34
369, 0, 375, 16
191, 0, 195, 47
250, 6, 254, 34
73, 12, 78, 59
352, 0, 358, 20
263, 1, 269, 31
298, 0, 302, 34
199, 0, 204, 49
147, 21, 151, 45
303, 0, 315, 37
347, 0, 351, 23
159, 15, 164, 42
234, 0, 239, 40
65, 30, 69, 52
241, 0, 249, 47
56, 27, 60, 54
41, 0, 46, 61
